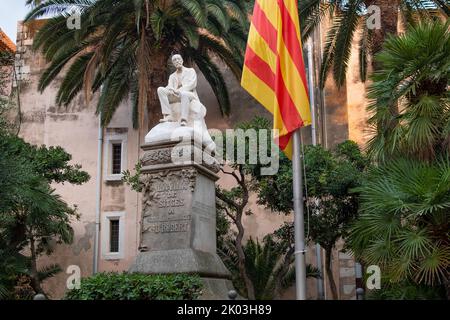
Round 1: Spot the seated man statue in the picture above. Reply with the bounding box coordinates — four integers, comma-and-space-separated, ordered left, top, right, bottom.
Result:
157, 54, 200, 126
148, 54, 215, 153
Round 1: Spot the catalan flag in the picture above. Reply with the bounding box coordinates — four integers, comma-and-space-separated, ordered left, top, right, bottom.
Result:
241, 0, 311, 158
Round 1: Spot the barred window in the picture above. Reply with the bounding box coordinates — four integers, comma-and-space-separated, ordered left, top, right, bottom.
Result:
111, 143, 122, 174
109, 219, 120, 253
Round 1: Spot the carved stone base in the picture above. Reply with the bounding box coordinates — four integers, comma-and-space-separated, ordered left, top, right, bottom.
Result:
129, 138, 234, 299
129, 249, 230, 278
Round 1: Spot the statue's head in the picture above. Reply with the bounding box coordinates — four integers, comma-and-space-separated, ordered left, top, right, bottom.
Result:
172, 54, 184, 69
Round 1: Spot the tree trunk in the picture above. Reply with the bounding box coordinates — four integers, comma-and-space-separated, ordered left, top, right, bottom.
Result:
324, 247, 338, 300
274, 246, 294, 299
235, 210, 256, 300
217, 168, 256, 299
371, 0, 400, 68
371, 0, 401, 136
29, 236, 43, 294
147, 52, 170, 131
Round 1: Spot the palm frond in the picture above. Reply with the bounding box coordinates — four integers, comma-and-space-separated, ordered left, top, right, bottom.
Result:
349, 157, 450, 287
37, 264, 62, 281
358, 18, 372, 82
332, 0, 361, 87
177, 0, 207, 27
319, 17, 339, 89
56, 53, 93, 106
27, 0, 248, 127
25, 0, 94, 21
191, 51, 231, 116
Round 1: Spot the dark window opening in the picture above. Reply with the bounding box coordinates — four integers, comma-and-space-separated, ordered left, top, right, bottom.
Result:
110, 219, 120, 253
112, 143, 122, 174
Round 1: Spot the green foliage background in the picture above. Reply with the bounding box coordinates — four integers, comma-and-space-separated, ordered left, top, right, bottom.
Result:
65, 273, 203, 300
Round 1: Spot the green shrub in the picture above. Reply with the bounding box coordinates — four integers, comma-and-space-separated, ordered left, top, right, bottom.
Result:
366, 281, 447, 300
65, 273, 203, 300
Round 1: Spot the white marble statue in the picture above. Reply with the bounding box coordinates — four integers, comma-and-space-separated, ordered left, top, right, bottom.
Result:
157, 54, 198, 126
145, 54, 215, 152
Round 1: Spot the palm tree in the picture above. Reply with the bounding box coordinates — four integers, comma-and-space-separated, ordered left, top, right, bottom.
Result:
219, 235, 320, 299
0, 140, 69, 299
25, 0, 249, 128
299, 0, 449, 88
349, 20, 450, 299
0, 240, 28, 299
349, 158, 450, 298
366, 20, 450, 162
0, 238, 63, 300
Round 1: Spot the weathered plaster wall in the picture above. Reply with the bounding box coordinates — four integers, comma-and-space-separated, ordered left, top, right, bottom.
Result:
346, 29, 370, 148
16, 21, 107, 298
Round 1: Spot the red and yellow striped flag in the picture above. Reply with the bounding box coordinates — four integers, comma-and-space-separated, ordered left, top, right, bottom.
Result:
241, 0, 311, 158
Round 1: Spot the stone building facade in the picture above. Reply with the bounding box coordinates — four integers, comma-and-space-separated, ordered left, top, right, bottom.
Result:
0, 28, 16, 97
12, 19, 370, 300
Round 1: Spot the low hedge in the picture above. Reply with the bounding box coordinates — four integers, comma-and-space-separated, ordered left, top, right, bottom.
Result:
65, 273, 203, 300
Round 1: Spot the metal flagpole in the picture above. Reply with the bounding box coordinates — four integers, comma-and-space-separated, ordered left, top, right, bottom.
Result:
292, 129, 307, 300
307, 36, 325, 300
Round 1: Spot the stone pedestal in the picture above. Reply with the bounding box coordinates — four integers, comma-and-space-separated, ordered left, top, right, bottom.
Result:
129, 137, 234, 299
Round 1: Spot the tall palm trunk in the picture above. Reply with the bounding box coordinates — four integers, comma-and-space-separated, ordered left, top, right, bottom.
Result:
29, 236, 43, 294
235, 210, 256, 300
371, 0, 401, 134
146, 52, 170, 131
324, 246, 338, 300
372, 0, 400, 67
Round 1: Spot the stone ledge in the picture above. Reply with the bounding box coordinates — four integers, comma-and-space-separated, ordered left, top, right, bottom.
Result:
140, 138, 221, 179
129, 248, 231, 279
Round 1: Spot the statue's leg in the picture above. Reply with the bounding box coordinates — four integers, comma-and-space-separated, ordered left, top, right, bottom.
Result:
179, 91, 196, 126
157, 87, 175, 122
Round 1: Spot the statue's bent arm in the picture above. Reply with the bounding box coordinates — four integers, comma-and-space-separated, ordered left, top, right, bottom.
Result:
180, 68, 197, 92
166, 74, 177, 91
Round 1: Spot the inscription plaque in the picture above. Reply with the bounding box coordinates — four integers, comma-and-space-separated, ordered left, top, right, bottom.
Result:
139, 169, 197, 250
145, 221, 189, 234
